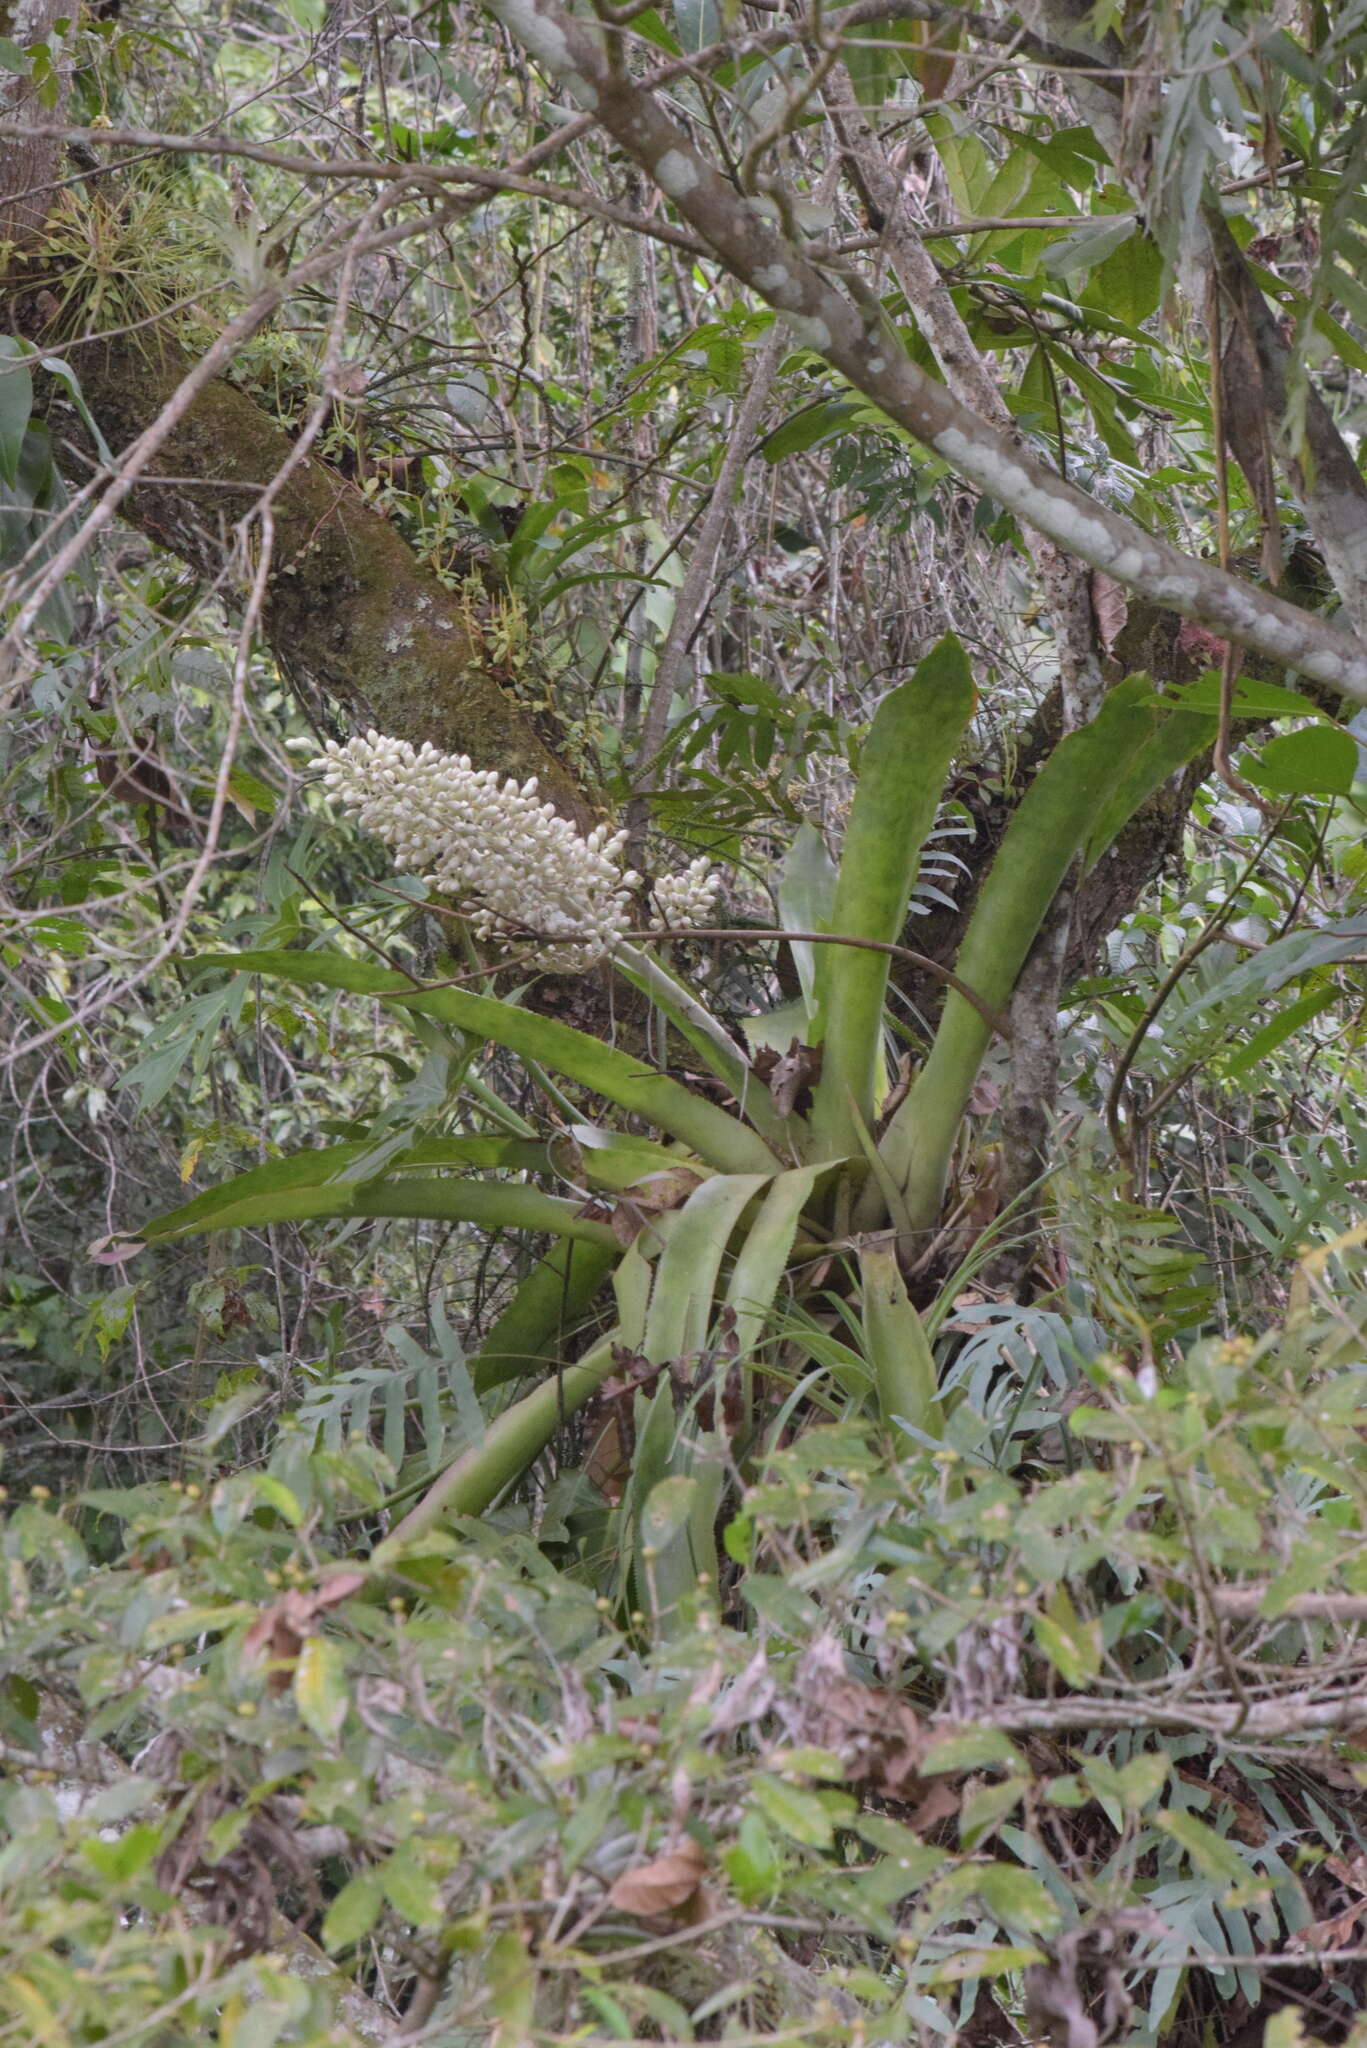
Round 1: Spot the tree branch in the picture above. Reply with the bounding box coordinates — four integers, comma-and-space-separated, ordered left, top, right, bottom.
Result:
480, 0, 1367, 702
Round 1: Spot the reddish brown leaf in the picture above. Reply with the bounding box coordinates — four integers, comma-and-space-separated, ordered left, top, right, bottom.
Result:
242, 1571, 366, 1688
907, 1779, 962, 1831
608, 1836, 706, 1917
1175, 618, 1230, 669
753, 1038, 823, 1118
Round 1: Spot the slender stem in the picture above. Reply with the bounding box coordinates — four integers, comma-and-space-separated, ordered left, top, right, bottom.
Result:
642, 927, 1010, 1039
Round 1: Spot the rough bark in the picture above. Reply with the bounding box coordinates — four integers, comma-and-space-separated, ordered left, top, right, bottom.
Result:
0, 0, 69, 245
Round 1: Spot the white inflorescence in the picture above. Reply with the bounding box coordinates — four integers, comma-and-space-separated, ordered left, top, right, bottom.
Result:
650, 857, 719, 932
313, 732, 718, 970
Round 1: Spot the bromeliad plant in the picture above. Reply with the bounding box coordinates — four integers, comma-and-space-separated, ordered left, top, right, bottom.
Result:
124, 637, 1228, 1616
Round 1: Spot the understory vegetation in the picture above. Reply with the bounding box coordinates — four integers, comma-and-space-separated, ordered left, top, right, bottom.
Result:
2, 0, 1367, 2041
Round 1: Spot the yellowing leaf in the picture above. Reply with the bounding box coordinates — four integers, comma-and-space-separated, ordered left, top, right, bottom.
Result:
1033, 1583, 1101, 1686
293, 1633, 349, 1742
1156, 1806, 1249, 1887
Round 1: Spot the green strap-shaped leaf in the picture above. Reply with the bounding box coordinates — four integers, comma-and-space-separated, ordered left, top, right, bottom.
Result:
1083, 676, 1215, 869
0, 337, 34, 490
472, 1239, 618, 1392
879, 678, 1158, 1233
809, 635, 976, 1156
382, 1328, 623, 1545
859, 1240, 943, 1444
777, 821, 838, 1021
135, 1167, 618, 1248
196, 950, 779, 1174
134, 1134, 552, 1240
643, 1171, 771, 1364
724, 1165, 822, 1363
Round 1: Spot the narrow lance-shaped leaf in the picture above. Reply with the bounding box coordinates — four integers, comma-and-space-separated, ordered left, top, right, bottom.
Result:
643, 1171, 771, 1364
724, 1165, 822, 1363
810, 636, 976, 1157
123, 1134, 551, 1242
637, 1170, 771, 1627
878, 679, 1159, 1233
777, 821, 838, 1024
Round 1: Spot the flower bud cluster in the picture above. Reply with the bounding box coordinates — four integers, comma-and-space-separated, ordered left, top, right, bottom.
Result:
650, 857, 719, 932
313, 732, 716, 970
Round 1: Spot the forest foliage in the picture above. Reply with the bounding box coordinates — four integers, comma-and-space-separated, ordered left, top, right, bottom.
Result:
2, 0, 1367, 2041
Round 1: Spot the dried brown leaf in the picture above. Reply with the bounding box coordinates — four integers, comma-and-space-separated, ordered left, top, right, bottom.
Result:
609, 1167, 703, 1245
753, 1038, 823, 1117
608, 1836, 706, 1917
1089, 571, 1128, 654
1220, 312, 1284, 585
242, 1570, 366, 1686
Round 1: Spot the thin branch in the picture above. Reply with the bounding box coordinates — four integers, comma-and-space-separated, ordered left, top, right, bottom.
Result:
642, 926, 1011, 1038
480, 0, 1367, 702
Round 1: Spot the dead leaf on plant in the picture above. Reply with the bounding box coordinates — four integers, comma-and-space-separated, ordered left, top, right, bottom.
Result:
609, 1166, 703, 1245
907, 1779, 963, 1832
791, 1634, 931, 1797
753, 1037, 822, 1118
242, 1569, 366, 1687
608, 1835, 706, 1918
1090, 571, 1128, 655
88, 1234, 145, 1265
1290, 1895, 1367, 1953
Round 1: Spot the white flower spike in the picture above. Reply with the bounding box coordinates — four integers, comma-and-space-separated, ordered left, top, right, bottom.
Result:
313, 732, 718, 971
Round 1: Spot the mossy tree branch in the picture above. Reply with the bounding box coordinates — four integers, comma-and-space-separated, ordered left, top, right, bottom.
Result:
51, 336, 595, 825
0, 31, 594, 826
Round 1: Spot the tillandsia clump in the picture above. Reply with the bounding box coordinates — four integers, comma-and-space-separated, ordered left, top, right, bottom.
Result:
312, 731, 717, 969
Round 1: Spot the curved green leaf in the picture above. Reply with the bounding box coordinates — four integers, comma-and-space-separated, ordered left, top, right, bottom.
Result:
777, 820, 839, 1020
147, 1136, 554, 1239
643, 1171, 770, 1363
1083, 677, 1215, 869
472, 1238, 618, 1393
879, 678, 1157, 1231
859, 1240, 943, 1443
0, 338, 34, 490
810, 635, 976, 1156
195, 949, 780, 1174
724, 1165, 822, 1361
135, 1164, 618, 1249
383, 1328, 623, 1545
